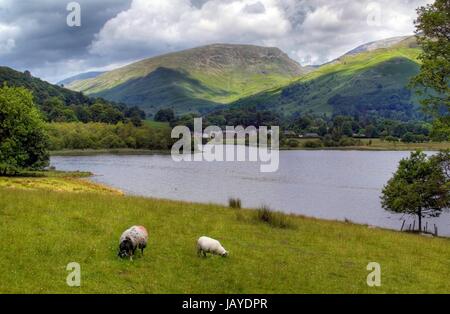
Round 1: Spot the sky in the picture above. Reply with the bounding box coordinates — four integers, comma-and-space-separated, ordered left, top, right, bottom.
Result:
0, 0, 433, 83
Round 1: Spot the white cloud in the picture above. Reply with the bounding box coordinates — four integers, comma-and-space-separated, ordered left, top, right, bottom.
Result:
0, 23, 18, 54
90, 0, 432, 66
90, 0, 291, 58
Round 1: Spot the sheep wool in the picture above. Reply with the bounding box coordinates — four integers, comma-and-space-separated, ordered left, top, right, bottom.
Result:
120, 226, 148, 250
197, 236, 228, 257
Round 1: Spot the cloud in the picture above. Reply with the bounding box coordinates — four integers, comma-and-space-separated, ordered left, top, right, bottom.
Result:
0, 0, 433, 82
0, 0, 131, 82
89, 0, 290, 60
0, 23, 18, 54
90, 0, 432, 67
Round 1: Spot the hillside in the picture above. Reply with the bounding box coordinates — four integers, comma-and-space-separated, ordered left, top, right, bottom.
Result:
57, 71, 105, 87
231, 36, 424, 120
0, 66, 145, 123
1, 181, 449, 293
67, 44, 304, 115
0, 66, 89, 107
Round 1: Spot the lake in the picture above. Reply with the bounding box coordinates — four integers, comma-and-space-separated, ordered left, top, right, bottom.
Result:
51, 150, 450, 236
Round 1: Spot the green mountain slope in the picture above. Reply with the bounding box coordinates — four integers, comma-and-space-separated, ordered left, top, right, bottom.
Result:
0, 66, 144, 123
67, 44, 304, 115
57, 71, 105, 87
231, 36, 423, 120
0, 66, 89, 106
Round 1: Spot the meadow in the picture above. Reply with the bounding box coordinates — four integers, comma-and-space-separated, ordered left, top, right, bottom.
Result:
0, 175, 449, 294
284, 138, 450, 151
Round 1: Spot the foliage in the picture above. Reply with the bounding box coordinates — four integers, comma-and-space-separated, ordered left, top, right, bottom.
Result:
381, 151, 450, 231
255, 205, 294, 229
411, 0, 450, 118
46, 122, 173, 151
0, 85, 49, 174
0, 66, 146, 124
228, 198, 242, 209
154, 108, 176, 122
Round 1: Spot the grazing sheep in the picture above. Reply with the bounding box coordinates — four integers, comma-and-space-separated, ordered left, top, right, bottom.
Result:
118, 226, 148, 260
197, 236, 228, 257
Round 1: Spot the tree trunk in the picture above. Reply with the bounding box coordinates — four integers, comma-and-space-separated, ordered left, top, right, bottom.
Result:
418, 208, 422, 232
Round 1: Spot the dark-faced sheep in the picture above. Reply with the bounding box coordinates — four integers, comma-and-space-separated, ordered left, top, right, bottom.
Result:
118, 226, 148, 260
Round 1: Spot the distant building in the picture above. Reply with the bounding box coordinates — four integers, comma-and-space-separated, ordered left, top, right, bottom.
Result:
283, 131, 297, 138
300, 133, 321, 139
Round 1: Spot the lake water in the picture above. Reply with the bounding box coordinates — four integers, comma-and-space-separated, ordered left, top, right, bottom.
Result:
51, 150, 450, 236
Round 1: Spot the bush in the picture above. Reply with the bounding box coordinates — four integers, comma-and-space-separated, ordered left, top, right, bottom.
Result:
46, 122, 173, 151
303, 140, 323, 148
286, 139, 299, 148
228, 198, 242, 209
255, 205, 294, 229
0, 85, 49, 172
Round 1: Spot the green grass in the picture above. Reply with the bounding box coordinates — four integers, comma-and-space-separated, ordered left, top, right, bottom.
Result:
0, 171, 122, 195
0, 186, 449, 293
281, 139, 450, 151
143, 120, 171, 130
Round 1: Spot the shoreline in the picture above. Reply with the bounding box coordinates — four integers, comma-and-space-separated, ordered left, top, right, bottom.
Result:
0, 172, 446, 239
50, 143, 450, 156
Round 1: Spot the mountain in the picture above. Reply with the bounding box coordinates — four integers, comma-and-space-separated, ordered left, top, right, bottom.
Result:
231, 35, 424, 121
67, 44, 304, 115
0, 66, 89, 106
0, 66, 143, 123
343, 35, 412, 56
57, 71, 105, 87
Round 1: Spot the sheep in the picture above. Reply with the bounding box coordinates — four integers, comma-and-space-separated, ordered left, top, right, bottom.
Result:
118, 226, 148, 260
197, 236, 228, 257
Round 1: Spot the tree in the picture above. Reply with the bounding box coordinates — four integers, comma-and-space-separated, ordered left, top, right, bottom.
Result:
154, 108, 175, 123
0, 85, 49, 174
411, 0, 450, 135
381, 151, 450, 232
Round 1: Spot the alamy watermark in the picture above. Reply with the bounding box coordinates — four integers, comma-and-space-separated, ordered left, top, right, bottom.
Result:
66, 2, 81, 27
367, 262, 381, 287
66, 262, 81, 287
171, 118, 280, 173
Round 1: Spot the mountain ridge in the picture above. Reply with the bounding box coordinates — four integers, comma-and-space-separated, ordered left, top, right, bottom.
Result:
229, 35, 423, 120
67, 43, 305, 115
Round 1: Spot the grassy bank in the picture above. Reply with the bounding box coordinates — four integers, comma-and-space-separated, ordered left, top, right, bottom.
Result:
0, 185, 449, 293
283, 138, 450, 151
50, 148, 171, 156
0, 171, 122, 195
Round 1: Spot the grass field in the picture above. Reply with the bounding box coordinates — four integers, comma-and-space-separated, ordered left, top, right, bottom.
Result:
283, 139, 450, 151
0, 171, 122, 195
0, 180, 449, 294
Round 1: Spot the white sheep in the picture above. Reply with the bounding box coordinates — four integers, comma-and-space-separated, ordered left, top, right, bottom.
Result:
197, 236, 228, 257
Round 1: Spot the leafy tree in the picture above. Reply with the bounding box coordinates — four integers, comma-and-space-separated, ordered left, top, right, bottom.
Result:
381, 151, 450, 232
0, 85, 49, 174
401, 132, 415, 143
154, 108, 175, 122
412, 0, 450, 135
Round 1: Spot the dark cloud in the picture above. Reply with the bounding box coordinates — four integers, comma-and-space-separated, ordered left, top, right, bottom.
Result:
0, 0, 131, 82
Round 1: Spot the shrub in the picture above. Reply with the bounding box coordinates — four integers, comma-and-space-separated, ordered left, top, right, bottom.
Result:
303, 140, 323, 148
287, 139, 299, 148
228, 198, 242, 209
255, 205, 294, 229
